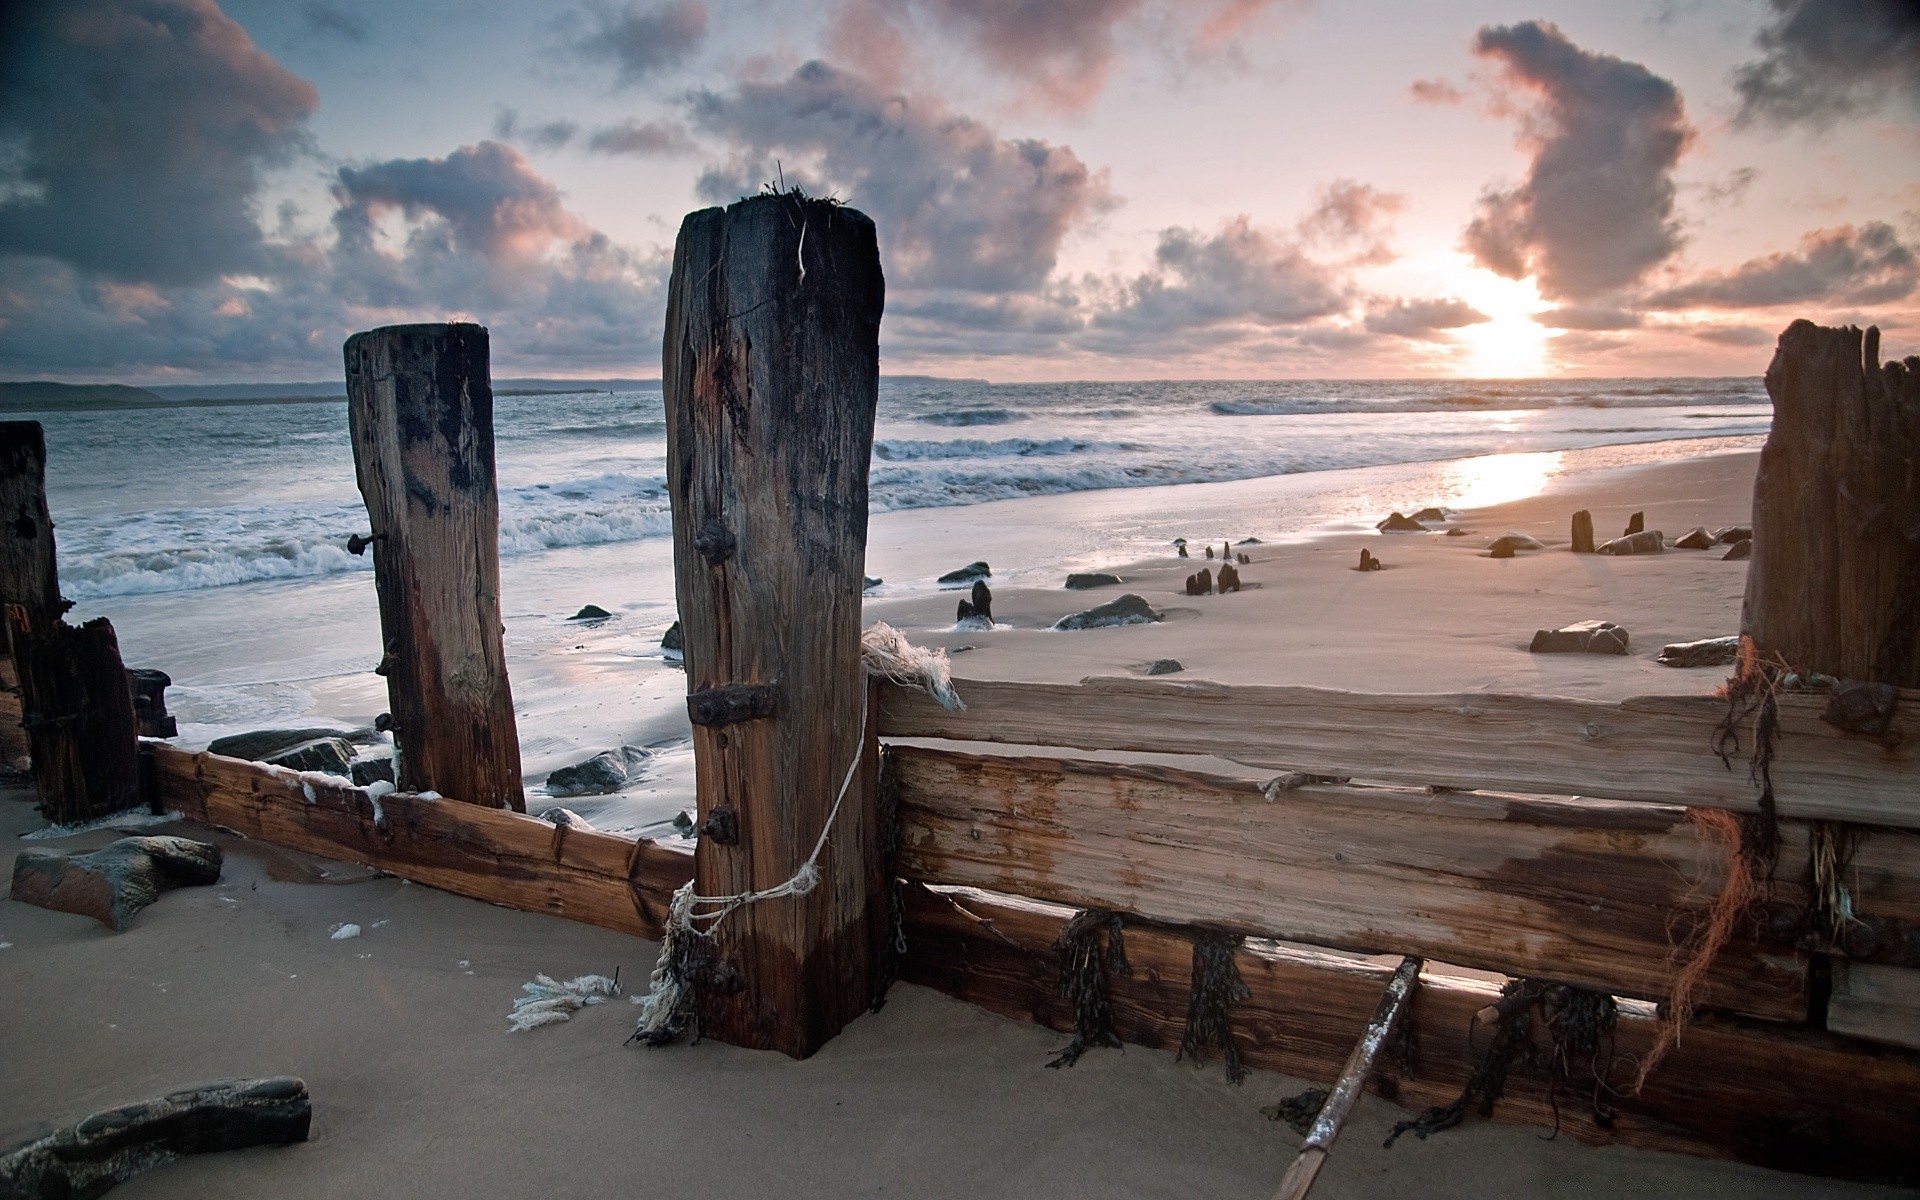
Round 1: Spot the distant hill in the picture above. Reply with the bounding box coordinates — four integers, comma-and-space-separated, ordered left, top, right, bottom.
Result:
0, 381, 169, 409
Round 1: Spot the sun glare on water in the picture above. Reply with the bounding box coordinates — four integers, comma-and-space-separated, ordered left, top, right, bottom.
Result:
1441, 262, 1552, 378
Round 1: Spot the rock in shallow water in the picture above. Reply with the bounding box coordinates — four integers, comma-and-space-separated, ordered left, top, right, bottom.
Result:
208, 728, 378, 761
1053, 593, 1163, 631
1529, 620, 1630, 655
546, 746, 650, 797
11, 835, 223, 930
568, 604, 613, 621
938, 561, 991, 585
1064, 572, 1123, 589
1376, 512, 1428, 532
263, 737, 355, 777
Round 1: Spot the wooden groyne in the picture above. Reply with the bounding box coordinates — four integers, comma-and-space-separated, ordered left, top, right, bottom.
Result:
6, 263, 1916, 1186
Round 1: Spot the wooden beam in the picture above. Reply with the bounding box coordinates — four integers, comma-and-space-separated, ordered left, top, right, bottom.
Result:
898, 884, 1920, 1185
144, 743, 690, 938
1828, 962, 1920, 1051
344, 323, 523, 810
663, 193, 887, 1058
889, 747, 1808, 1019
1272, 956, 1421, 1200
876, 676, 1917, 828
1747, 323, 1919, 686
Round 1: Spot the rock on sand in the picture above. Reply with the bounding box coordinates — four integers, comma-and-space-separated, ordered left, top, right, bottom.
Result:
1053, 594, 1163, 631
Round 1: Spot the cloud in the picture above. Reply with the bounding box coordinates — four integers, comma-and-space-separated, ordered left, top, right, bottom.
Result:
1297, 179, 1407, 264
333, 141, 589, 270
1363, 297, 1490, 338
492, 109, 581, 151
0, 0, 317, 286
1648, 222, 1918, 309
1536, 305, 1643, 330
586, 119, 693, 155
570, 1, 706, 86
1409, 78, 1465, 106
826, 0, 1296, 109
687, 61, 1113, 294
1462, 21, 1691, 301
1096, 216, 1352, 335
301, 1, 365, 41
1690, 324, 1777, 346
1733, 0, 1920, 128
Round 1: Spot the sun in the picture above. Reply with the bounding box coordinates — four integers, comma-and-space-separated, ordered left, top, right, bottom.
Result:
1434, 257, 1553, 377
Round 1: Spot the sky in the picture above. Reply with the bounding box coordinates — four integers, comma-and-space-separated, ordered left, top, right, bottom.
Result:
1, 0, 1916, 383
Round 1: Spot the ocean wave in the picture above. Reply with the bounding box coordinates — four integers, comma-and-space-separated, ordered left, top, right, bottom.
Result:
915, 408, 1023, 426
874, 437, 1133, 462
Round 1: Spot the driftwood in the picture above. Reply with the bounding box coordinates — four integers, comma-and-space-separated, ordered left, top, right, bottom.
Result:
1272, 956, 1422, 1200
898, 885, 1920, 1184
876, 676, 1917, 827
662, 192, 887, 1057
344, 323, 523, 809
889, 747, 1808, 1018
0, 1077, 309, 1200
1747, 323, 1919, 686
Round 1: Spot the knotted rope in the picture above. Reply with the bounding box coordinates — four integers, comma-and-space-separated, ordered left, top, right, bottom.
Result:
632, 623, 962, 1046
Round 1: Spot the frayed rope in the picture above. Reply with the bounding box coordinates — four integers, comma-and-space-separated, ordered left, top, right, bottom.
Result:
632, 624, 964, 1046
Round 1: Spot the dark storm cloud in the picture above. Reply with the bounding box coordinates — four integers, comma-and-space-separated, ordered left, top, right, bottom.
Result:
301, 1, 366, 41
333, 141, 587, 264
570, 1, 707, 87
1362, 297, 1489, 338
1733, 0, 1920, 128
0, 0, 318, 285
1648, 222, 1918, 309
1462, 21, 1691, 301
1096, 217, 1351, 334
586, 120, 694, 156
1691, 324, 1777, 346
688, 61, 1113, 294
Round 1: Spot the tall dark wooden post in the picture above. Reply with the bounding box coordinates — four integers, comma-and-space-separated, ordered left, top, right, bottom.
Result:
344, 323, 524, 810
1744, 322, 1919, 686
0, 422, 139, 819
0, 422, 62, 766
663, 193, 886, 1057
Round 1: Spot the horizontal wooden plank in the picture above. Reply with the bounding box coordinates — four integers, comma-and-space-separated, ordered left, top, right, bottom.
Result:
898, 884, 1920, 1185
144, 743, 691, 939
891, 747, 1807, 1019
878, 676, 1918, 828
1829, 962, 1920, 1051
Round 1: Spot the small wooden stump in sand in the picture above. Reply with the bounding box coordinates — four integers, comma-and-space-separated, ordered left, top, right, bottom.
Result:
345, 323, 524, 810
1571, 509, 1595, 554
1745, 322, 1920, 686
664, 192, 887, 1057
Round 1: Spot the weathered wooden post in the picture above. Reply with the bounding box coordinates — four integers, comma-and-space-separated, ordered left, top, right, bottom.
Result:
0, 421, 62, 766
344, 323, 524, 809
0, 422, 140, 820
663, 192, 886, 1056
1744, 322, 1919, 688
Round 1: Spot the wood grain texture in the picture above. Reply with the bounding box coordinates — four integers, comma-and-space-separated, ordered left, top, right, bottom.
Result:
898, 885, 1920, 1185
0, 421, 60, 765
10, 615, 139, 823
1828, 962, 1920, 1051
344, 323, 523, 810
890, 747, 1808, 1019
1747, 322, 1920, 686
145, 744, 689, 938
876, 676, 1918, 827
663, 194, 886, 1057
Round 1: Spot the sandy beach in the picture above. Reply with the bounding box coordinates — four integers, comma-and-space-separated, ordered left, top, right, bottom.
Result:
5, 444, 1906, 1198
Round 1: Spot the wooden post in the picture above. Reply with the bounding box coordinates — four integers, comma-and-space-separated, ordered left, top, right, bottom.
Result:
1745, 322, 1919, 686
344, 323, 523, 810
6, 615, 141, 823
1570, 509, 1595, 554
0, 421, 62, 766
663, 192, 886, 1057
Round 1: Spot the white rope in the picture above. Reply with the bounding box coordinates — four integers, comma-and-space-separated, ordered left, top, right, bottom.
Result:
634, 624, 963, 1043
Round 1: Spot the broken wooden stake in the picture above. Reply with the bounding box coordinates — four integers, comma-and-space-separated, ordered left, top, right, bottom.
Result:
663, 191, 887, 1057
0, 421, 63, 767
1272, 955, 1423, 1199
8, 613, 141, 824
344, 323, 524, 809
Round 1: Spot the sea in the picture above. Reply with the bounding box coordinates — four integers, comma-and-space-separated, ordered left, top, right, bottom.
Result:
33, 376, 1770, 835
